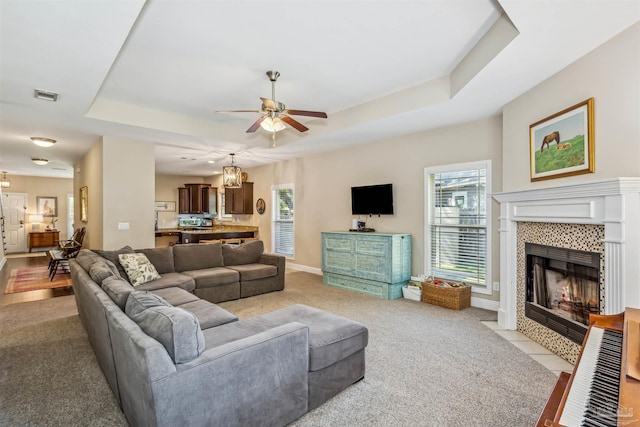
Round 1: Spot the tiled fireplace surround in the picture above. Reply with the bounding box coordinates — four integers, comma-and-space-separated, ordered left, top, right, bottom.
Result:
493, 178, 640, 363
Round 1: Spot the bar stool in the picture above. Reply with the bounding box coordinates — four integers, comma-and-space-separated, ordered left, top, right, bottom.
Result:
241, 237, 258, 243
221, 238, 243, 244
199, 239, 221, 244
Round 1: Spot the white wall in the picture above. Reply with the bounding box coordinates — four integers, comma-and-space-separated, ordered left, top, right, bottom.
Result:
502, 23, 640, 192
248, 115, 503, 301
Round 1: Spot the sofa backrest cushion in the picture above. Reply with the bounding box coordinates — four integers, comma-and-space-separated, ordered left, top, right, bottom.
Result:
125, 291, 205, 364
76, 249, 105, 273
118, 253, 162, 287
102, 276, 135, 310
136, 247, 175, 274
173, 243, 223, 272
222, 240, 264, 266
93, 246, 135, 279
88, 258, 122, 285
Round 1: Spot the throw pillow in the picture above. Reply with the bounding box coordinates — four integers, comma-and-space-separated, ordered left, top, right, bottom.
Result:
118, 253, 161, 287
125, 291, 205, 364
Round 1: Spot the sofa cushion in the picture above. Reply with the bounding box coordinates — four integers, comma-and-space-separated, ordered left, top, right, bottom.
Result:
135, 272, 196, 293
93, 246, 135, 279
118, 253, 162, 286
173, 243, 223, 272
88, 258, 122, 285
102, 276, 135, 310
125, 291, 205, 364
222, 240, 264, 266
151, 287, 200, 306
176, 299, 238, 330
76, 249, 105, 273
226, 264, 277, 282
136, 247, 175, 274
182, 267, 239, 289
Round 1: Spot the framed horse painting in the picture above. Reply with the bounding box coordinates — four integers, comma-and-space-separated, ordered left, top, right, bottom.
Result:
529, 98, 594, 182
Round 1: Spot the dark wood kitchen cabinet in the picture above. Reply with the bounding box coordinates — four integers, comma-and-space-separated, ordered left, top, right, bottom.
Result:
178, 184, 217, 214
224, 182, 253, 214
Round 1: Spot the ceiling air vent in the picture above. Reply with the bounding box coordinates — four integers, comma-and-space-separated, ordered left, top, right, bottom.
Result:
34, 89, 59, 102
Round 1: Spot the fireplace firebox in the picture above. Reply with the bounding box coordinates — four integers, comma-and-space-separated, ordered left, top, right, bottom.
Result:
525, 243, 601, 344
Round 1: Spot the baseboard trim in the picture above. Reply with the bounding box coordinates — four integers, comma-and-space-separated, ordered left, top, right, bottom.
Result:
286, 263, 322, 275
471, 296, 499, 312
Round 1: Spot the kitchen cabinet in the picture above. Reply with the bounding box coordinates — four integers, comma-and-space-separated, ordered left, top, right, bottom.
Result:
224, 182, 253, 214
178, 184, 217, 214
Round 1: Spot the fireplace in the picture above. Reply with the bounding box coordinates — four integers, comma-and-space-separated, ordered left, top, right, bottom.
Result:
525, 243, 601, 344
493, 178, 640, 363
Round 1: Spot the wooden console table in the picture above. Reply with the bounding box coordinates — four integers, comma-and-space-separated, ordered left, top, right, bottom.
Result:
28, 231, 59, 252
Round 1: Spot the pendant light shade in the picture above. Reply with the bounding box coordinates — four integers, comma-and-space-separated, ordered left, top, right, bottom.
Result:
223, 153, 242, 188
0, 171, 10, 188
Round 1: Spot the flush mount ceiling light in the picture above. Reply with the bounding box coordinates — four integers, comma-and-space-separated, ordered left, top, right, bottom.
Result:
31, 158, 49, 166
34, 88, 59, 102
0, 171, 10, 188
223, 153, 242, 188
30, 137, 56, 147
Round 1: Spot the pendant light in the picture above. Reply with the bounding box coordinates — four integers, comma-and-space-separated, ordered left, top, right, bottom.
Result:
0, 171, 10, 188
223, 153, 242, 188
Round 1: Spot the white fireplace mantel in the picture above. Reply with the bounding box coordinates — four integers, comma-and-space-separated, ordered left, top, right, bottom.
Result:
493, 177, 640, 330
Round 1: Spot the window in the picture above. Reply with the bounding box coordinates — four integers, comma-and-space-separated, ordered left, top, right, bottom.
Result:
272, 184, 294, 257
425, 160, 491, 294
219, 192, 231, 219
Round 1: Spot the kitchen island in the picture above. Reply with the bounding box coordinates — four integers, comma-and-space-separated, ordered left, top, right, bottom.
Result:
155, 226, 259, 246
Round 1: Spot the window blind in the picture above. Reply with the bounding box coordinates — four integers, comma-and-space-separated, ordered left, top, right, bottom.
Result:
273, 186, 294, 257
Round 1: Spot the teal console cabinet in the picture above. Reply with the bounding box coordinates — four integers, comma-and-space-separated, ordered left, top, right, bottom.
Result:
321, 232, 411, 300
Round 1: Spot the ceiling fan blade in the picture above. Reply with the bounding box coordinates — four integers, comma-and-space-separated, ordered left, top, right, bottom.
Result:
281, 116, 309, 132
246, 116, 266, 133
260, 97, 278, 111
284, 109, 328, 118
216, 109, 261, 113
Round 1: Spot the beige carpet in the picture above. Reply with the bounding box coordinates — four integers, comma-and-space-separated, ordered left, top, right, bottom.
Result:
0, 271, 556, 426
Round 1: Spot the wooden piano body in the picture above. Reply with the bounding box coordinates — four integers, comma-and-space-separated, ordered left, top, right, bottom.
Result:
537, 307, 640, 427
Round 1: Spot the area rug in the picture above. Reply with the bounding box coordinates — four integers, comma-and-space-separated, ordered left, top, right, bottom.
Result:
4, 266, 72, 294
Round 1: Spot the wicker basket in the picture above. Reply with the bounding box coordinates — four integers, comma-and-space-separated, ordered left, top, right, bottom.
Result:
421, 280, 471, 310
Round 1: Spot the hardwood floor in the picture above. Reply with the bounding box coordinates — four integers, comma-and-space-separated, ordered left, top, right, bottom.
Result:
0, 251, 74, 306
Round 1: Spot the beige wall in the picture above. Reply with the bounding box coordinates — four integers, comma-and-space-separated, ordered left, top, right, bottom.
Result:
76, 137, 156, 250
247, 115, 503, 301
75, 139, 104, 250
502, 23, 640, 192
0, 175, 73, 238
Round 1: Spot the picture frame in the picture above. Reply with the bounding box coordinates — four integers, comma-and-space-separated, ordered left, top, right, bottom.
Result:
155, 201, 176, 212
256, 198, 266, 215
80, 186, 88, 222
529, 98, 594, 182
36, 196, 57, 217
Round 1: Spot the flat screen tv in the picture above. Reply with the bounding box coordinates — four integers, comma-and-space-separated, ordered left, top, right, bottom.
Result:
351, 184, 393, 215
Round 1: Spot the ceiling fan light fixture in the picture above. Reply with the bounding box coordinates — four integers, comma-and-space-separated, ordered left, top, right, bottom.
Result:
31, 158, 49, 166
30, 137, 57, 147
0, 171, 10, 188
223, 153, 242, 188
260, 116, 286, 133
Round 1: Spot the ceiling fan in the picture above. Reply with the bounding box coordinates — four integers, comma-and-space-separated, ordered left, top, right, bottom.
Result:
217, 70, 327, 134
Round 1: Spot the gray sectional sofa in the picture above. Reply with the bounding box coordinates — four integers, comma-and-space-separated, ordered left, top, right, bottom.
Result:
70, 241, 369, 427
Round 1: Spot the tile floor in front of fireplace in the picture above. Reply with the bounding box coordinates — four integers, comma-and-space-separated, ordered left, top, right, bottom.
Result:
481, 321, 574, 376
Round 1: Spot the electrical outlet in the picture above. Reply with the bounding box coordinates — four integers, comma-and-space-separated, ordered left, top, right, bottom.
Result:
493, 281, 500, 291
117, 222, 130, 230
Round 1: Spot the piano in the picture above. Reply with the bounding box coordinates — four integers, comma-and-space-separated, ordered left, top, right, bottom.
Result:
537, 307, 640, 427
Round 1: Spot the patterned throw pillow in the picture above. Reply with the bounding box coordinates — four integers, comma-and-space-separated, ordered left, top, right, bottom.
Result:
118, 253, 161, 286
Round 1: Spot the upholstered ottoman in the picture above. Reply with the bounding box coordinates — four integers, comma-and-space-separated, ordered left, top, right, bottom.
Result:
253, 304, 368, 409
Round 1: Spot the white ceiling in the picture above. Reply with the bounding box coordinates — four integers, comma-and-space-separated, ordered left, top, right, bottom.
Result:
1, 0, 638, 179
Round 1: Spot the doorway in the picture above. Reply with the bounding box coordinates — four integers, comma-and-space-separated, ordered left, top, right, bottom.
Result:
1, 193, 27, 253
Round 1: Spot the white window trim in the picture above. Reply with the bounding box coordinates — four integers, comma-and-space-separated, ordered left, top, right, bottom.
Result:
424, 160, 492, 295
271, 183, 295, 259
